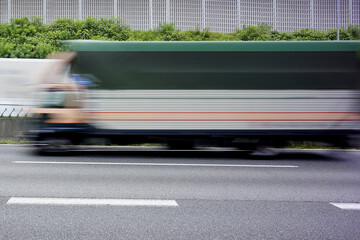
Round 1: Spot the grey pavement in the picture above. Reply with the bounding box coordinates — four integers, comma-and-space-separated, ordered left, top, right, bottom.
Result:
0, 145, 360, 239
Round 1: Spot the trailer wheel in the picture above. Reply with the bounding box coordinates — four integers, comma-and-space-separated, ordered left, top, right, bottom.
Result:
248, 147, 279, 158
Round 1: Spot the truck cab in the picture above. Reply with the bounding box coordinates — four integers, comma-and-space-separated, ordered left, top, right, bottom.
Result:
29, 78, 92, 153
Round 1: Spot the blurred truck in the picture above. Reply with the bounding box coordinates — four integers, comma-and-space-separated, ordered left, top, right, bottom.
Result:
29, 40, 360, 153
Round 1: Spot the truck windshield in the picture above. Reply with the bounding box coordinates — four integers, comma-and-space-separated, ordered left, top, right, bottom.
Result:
42, 90, 65, 108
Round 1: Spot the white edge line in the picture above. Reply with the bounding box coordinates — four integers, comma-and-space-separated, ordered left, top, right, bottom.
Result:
12, 161, 298, 168
7, 197, 178, 207
330, 203, 360, 210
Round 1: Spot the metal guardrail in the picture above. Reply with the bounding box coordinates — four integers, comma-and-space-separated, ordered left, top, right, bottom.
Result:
0, 107, 31, 118
0, 117, 27, 140
0, 105, 29, 140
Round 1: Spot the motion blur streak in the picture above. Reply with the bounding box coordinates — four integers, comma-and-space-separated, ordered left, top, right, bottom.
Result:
2, 41, 359, 153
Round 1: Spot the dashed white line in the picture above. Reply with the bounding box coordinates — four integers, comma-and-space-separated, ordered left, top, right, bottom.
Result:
12, 161, 298, 168
7, 197, 179, 207
330, 203, 360, 210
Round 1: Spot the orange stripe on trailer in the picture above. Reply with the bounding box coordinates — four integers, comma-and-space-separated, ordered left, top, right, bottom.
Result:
46, 122, 86, 124
85, 112, 360, 121
89, 112, 360, 114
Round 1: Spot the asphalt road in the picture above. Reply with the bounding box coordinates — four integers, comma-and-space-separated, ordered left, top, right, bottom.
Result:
0, 145, 360, 239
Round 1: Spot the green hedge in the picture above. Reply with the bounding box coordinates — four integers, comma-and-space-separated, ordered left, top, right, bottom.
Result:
0, 17, 359, 58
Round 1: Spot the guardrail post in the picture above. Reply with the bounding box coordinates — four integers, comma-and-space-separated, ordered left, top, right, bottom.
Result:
9, 108, 15, 118
25, 109, 31, 118
1, 108, 7, 118
16, 109, 23, 118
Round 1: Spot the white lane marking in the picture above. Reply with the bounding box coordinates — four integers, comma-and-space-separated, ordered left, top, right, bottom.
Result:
12, 161, 298, 168
330, 203, 360, 210
7, 197, 178, 207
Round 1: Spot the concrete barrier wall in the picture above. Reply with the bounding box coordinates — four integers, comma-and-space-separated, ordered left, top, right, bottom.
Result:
0, 118, 26, 140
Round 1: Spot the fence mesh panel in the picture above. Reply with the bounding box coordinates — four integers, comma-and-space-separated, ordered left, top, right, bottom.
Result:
170, 0, 202, 31
118, 0, 149, 30
276, 0, 311, 31
0, 0, 359, 32
0, 0, 8, 23
314, 0, 337, 30
240, 0, 273, 27
205, 0, 237, 32
339, 0, 349, 28
11, 0, 43, 19
46, 0, 79, 23
153, 0, 166, 29
83, 0, 114, 19
352, 0, 360, 25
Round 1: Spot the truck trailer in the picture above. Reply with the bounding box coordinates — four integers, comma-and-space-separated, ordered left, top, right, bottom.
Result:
30, 40, 360, 152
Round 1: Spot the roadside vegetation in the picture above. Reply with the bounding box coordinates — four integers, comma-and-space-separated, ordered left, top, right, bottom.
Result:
0, 139, 27, 144
0, 17, 359, 58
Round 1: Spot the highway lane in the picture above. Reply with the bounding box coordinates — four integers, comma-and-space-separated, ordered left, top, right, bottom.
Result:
0, 145, 360, 239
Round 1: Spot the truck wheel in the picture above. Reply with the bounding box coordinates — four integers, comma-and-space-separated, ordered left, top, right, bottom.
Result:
167, 139, 194, 150
34, 138, 72, 155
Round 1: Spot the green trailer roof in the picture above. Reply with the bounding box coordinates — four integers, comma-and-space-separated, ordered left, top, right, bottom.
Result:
63, 40, 360, 52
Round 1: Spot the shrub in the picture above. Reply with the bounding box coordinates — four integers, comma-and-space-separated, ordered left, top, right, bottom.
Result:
91, 17, 130, 40
347, 25, 360, 40
0, 42, 16, 58
235, 23, 273, 41
0, 17, 41, 40
129, 30, 158, 41
155, 22, 186, 41
269, 30, 294, 41
183, 27, 212, 41
0, 17, 358, 59
325, 28, 351, 40
292, 29, 327, 40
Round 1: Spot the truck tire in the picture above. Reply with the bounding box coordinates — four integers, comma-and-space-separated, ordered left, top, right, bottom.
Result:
34, 138, 72, 155
167, 139, 195, 150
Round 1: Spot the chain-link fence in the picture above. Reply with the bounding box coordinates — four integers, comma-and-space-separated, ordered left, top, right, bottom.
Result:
0, 0, 359, 32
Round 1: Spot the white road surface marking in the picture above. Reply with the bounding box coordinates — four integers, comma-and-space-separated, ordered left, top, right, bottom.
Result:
330, 203, 360, 210
12, 161, 298, 168
7, 197, 179, 207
